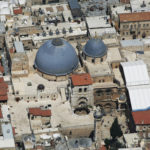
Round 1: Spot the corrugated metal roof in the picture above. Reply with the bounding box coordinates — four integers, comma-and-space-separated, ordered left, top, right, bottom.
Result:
128, 85, 150, 111
14, 41, 24, 53
121, 60, 150, 86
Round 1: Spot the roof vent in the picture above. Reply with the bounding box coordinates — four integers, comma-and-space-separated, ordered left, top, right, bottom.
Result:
69, 27, 73, 33
55, 29, 60, 35
52, 38, 63, 46
141, 1, 146, 7
49, 30, 53, 35
62, 28, 66, 34
42, 32, 46, 37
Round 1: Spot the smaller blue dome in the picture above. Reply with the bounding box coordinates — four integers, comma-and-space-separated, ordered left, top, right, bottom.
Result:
83, 39, 107, 58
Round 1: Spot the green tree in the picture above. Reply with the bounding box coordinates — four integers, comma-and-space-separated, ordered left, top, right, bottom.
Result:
110, 118, 123, 140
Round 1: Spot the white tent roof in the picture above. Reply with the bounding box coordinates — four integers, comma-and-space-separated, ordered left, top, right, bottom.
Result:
128, 85, 150, 111
121, 60, 150, 86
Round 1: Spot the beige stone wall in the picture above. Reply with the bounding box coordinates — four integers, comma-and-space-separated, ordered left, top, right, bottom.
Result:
37, 70, 68, 81
19, 26, 42, 36
11, 53, 29, 78
111, 62, 120, 69
120, 21, 150, 39
0, 148, 16, 150
61, 124, 94, 138
136, 125, 150, 138
82, 53, 107, 64
93, 75, 113, 83
94, 87, 125, 108
22, 39, 34, 50
71, 85, 94, 108
120, 46, 143, 52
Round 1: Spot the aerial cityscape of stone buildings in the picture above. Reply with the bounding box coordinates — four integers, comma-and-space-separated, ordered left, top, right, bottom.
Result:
0, 0, 150, 149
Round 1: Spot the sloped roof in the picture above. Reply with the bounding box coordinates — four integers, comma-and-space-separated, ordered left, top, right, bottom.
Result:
119, 12, 150, 22
132, 110, 150, 125
121, 60, 150, 86
29, 108, 51, 117
71, 73, 93, 86
128, 85, 150, 111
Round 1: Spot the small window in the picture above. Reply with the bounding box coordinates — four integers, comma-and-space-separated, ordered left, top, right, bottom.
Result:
101, 58, 103, 62
31, 116, 34, 120
143, 24, 145, 27
92, 59, 95, 63
126, 32, 128, 35
134, 24, 136, 28
147, 24, 149, 27
79, 88, 82, 92
84, 88, 87, 92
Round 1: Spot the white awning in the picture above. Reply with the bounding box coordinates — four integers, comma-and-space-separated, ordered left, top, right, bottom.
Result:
121, 60, 150, 86
128, 85, 150, 111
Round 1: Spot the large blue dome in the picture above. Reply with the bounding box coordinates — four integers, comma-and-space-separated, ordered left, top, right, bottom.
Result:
34, 38, 79, 76
83, 39, 107, 58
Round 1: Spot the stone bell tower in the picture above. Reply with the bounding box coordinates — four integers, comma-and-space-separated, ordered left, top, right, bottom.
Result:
93, 108, 104, 149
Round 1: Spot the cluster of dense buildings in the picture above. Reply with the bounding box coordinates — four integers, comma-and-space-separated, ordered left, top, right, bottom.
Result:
0, 0, 150, 150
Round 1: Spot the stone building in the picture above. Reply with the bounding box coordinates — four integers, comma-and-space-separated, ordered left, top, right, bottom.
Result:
28, 107, 51, 131
10, 52, 29, 78
131, 110, 150, 139
34, 38, 79, 81
119, 12, 150, 40
69, 73, 93, 109
78, 38, 126, 111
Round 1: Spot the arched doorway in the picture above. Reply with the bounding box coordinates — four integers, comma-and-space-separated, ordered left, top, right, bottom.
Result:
78, 97, 88, 107
104, 103, 112, 113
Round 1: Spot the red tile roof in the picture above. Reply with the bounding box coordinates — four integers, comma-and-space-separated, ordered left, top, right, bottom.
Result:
119, 12, 150, 22
0, 95, 8, 101
0, 108, 3, 118
132, 110, 150, 125
13, 7, 22, 15
0, 83, 8, 89
100, 145, 107, 150
12, 127, 15, 135
0, 90, 7, 95
0, 66, 4, 73
71, 73, 93, 86
0, 77, 4, 83
29, 108, 51, 117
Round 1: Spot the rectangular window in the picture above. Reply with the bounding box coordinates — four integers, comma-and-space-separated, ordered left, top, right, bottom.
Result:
84, 88, 87, 92
79, 88, 82, 92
